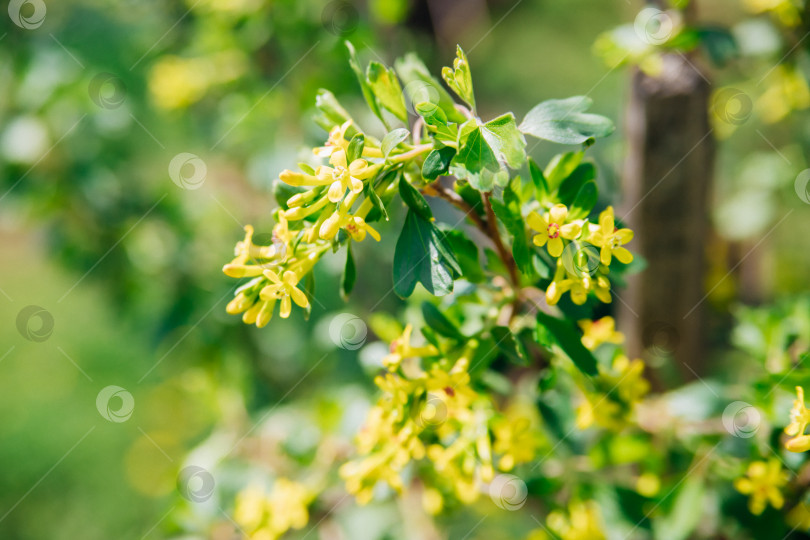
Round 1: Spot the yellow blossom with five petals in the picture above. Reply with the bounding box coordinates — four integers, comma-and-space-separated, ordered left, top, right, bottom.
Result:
528, 204, 582, 257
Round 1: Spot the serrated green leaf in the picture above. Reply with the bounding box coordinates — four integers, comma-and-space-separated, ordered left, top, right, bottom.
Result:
537, 311, 598, 376
422, 146, 456, 180
398, 176, 433, 220
450, 114, 526, 192
520, 96, 615, 145
341, 242, 356, 301
441, 45, 476, 111
367, 61, 408, 123
393, 210, 461, 297
422, 302, 464, 339
381, 128, 410, 158
347, 133, 365, 163
480, 113, 527, 169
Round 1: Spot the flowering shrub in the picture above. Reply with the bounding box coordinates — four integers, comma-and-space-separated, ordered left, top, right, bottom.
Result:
215, 42, 649, 535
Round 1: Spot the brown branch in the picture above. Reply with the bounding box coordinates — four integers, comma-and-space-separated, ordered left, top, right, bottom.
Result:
427, 180, 489, 236
482, 192, 521, 292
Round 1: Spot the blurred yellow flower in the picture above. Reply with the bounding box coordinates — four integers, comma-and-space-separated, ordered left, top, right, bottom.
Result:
546, 500, 606, 540
785, 386, 810, 452
576, 355, 648, 431
757, 65, 810, 124
579, 316, 624, 350
233, 479, 312, 540
734, 458, 788, 515
743, 0, 801, 26
149, 51, 246, 110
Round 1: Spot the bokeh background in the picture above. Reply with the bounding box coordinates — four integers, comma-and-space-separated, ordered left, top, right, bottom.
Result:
1, 0, 808, 538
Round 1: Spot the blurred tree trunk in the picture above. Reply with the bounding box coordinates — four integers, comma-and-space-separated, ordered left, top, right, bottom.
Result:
618, 32, 715, 381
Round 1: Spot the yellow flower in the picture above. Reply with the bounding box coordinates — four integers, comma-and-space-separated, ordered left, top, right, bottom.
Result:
317, 149, 374, 203
259, 269, 309, 318
734, 458, 788, 515
222, 225, 278, 278
313, 120, 352, 158
576, 355, 648, 431
319, 211, 381, 242
492, 400, 544, 471
579, 316, 624, 350
528, 204, 582, 257
233, 479, 312, 540
382, 324, 439, 369
589, 206, 633, 265
546, 500, 606, 540
743, 0, 801, 26
785, 386, 810, 452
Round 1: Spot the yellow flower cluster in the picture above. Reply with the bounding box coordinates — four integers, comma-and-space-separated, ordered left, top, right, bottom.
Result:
233, 479, 313, 540
223, 119, 419, 326
578, 316, 624, 350
529, 205, 633, 307
743, 0, 802, 27
734, 458, 788, 515
576, 354, 649, 431
341, 326, 545, 510
528, 500, 606, 540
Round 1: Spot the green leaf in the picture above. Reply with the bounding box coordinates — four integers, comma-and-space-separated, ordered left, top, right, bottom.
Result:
363, 180, 389, 221
421, 302, 464, 339
450, 114, 525, 192
569, 180, 598, 220
347, 133, 365, 163
441, 45, 476, 111
341, 243, 356, 301
489, 197, 531, 275
346, 42, 385, 126
653, 475, 705, 540
313, 89, 355, 134
492, 326, 528, 365
394, 52, 466, 123
381, 128, 410, 158
422, 146, 456, 180
480, 113, 526, 169
443, 228, 484, 283
297, 162, 315, 175
416, 102, 456, 141
519, 96, 615, 145
393, 210, 461, 298
558, 162, 596, 206
273, 180, 306, 210
536, 311, 598, 376
544, 151, 583, 191
398, 176, 433, 220
367, 61, 408, 123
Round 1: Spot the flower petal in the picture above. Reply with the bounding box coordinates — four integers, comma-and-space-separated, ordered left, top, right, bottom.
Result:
328, 180, 345, 203
290, 286, 309, 308
548, 237, 563, 258
550, 204, 568, 224
527, 211, 546, 232
280, 295, 292, 318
